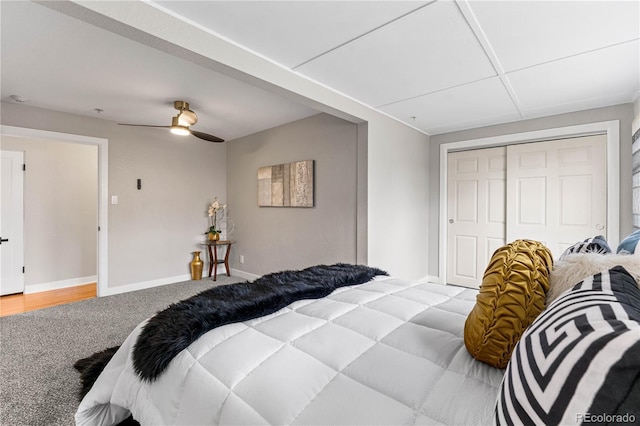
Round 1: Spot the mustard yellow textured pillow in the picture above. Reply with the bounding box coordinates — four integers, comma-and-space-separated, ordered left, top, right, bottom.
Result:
463, 239, 553, 368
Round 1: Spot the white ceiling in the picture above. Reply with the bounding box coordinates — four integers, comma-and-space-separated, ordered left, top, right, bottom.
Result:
2, 1, 639, 140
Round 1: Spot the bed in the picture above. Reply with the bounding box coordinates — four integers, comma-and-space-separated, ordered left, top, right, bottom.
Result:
75, 267, 504, 425
75, 234, 640, 426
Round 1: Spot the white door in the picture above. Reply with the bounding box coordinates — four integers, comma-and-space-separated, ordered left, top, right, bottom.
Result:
447, 147, 506, 288
1, 150, 25, 295
506, 135, 607, 259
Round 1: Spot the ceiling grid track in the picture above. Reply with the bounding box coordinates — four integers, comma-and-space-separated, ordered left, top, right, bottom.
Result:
292, 1, 438, 70
454, 0, 527, 119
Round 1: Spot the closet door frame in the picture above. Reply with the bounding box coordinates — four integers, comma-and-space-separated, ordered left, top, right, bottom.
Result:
439, 120, 619, 286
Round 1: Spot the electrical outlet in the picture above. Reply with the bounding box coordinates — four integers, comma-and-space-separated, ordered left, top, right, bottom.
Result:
239, 255, 245, 264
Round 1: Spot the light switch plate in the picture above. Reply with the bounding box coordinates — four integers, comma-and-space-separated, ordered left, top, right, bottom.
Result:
111, 195, 118, 205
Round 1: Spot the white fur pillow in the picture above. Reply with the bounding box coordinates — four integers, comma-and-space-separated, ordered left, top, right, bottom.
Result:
548, 253, 640, 304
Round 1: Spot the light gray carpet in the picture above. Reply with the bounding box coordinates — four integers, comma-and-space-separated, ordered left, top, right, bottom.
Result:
0, 275, 245, 426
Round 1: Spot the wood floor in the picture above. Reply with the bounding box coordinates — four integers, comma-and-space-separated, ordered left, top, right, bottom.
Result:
0, 283, 97, 317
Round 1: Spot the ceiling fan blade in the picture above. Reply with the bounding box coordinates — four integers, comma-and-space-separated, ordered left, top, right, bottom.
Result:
118, 123, 170, 128
191, 130, 225, 143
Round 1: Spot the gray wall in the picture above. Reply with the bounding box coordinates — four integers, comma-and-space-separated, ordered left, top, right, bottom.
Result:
633, 98, 640, 229
428, 103, 635, 277
1, 102, 226, 291
227, 113, 358, 276
2, 136, 97, 289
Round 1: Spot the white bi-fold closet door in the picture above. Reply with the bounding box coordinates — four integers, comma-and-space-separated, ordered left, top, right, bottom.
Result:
447, 134, 607, 288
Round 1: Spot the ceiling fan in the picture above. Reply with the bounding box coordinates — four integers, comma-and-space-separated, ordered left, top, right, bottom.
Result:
119, 100, 224, 142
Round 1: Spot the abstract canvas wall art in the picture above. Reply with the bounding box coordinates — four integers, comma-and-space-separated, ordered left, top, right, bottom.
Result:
258, 160, 314, 207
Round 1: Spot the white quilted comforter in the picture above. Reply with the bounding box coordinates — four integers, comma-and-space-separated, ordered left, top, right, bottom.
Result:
76, 276, 504, 425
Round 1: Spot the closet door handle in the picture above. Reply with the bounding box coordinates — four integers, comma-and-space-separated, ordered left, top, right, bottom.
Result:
0, 237, 8, 244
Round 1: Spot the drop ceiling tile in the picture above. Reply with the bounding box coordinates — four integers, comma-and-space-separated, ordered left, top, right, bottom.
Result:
470, 0, 640, 72
153, 1, 428, 68
379, 77, 521, 135
507, 40, 640, 115
297, 1, 496, 107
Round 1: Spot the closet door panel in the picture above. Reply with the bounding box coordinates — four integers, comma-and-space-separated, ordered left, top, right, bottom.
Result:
447, 147, 506, 288
506, 135, 607, 259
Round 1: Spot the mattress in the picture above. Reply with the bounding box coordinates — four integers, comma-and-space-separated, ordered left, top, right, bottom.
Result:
76, 276, 504, 425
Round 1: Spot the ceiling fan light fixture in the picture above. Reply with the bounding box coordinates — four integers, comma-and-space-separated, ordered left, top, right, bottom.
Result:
170, 126, 190, 136
170, 116, 191, 136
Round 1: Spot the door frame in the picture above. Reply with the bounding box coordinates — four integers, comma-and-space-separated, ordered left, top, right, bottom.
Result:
0, 125, 109, 296
439, 120, 620, 286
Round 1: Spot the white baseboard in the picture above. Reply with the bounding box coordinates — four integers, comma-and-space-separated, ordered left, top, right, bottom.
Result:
100, 273, 193, 296
417, 275, 441, 284
429, 275, 441, 284
100, 265, 244, 297
230, 268, 260, 281
25, 275, 98, 294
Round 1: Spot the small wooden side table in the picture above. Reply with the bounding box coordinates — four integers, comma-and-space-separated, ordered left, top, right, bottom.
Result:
201, 240, 234, 281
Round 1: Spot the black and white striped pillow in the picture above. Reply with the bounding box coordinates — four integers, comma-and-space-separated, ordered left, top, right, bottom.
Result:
496, 266, 640, 425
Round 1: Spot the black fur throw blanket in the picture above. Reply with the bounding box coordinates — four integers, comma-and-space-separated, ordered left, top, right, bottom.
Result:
132, 263, 387, 382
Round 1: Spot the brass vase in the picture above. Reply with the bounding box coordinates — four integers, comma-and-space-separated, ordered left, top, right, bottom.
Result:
190, 251, 203, 280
